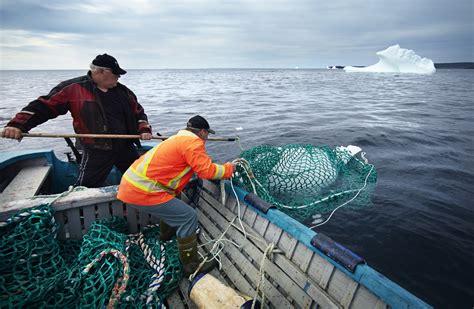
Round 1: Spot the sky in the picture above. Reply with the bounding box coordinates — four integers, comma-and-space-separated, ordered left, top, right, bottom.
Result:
0, 0, 473, 70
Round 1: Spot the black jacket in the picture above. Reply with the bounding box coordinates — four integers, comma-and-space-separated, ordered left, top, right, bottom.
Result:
7, 72, 152, 150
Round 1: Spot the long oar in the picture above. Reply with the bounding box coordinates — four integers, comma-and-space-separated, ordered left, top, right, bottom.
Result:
7, 131, 237, 142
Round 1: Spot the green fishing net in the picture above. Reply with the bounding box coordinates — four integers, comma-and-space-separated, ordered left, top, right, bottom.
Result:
232, 144, 377, 222
0, 205, 182, 308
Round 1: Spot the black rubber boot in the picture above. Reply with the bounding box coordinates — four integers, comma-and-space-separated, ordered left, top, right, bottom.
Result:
159, 220, 176, 241
177, 234, 217, 277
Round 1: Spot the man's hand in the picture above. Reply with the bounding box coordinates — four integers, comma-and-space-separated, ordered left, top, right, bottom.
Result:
140, 132, 152, 140
1, 127, 23, 141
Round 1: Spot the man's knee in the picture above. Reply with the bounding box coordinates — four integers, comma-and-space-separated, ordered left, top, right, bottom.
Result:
177, 207, 198, 237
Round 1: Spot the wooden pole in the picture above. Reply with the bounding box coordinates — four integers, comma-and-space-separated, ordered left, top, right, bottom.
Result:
0, 130, 237, 142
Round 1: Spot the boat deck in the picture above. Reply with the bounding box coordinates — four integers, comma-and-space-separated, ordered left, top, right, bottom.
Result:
0, 180, 431, 308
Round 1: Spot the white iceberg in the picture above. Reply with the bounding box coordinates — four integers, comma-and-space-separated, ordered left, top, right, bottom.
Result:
344, 44, 436, 74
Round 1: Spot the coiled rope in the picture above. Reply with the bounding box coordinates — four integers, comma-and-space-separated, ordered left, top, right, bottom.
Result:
126, 226, 166, 308
82, 249, 130, 309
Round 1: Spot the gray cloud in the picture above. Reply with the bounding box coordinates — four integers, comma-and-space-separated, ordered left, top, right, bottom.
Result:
1, 0, 472, 69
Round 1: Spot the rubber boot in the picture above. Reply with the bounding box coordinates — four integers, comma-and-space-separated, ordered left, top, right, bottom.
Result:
159, 220, 176, 241
177, 234, 217, 277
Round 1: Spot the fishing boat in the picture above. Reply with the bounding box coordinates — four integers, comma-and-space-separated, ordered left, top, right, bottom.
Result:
0, 149, 432, 308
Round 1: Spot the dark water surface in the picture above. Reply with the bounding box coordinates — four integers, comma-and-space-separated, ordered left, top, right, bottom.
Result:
1, 69, 473, 308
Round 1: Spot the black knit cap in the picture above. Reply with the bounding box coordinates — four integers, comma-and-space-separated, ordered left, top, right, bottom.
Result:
92, 53, 127, 75
187, 115, 215, 134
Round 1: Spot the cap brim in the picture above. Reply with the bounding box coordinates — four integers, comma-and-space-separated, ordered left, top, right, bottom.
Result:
114, 68, 127, 75
207, 128, 215, 134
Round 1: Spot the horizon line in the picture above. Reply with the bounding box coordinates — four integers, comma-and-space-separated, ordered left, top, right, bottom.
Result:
1, 62, 473, 71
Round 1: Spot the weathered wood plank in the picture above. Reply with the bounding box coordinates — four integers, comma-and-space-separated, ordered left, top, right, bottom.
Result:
292, 241, 314, 273
199, 197, 339, 308
82, 205, 96, 232
223, 193, 239, 214
202, 180, 220, 198
0, 187, 118, 220
126, 205, 139, 234
66, 207, 82, 239
199, 191, 270, 253
307, 253, 336, 290
197, 201, 299, 308
0, 165, 51, 204
278, 231, 298, 260
374, 298, 389, 309
224, 194, 238, 210
243, 204, 258, 227
271, 254, 340, 309
199, 186, 340, 309
97, 202, 112, 220
327, 269, 359, 305
198, 214, 291, 307
54, 211, 67, 240
263, 221, 283, 245
351, 284, 388, 309
251, 213, 270, 237
54, 187, 118, 210
197, 229, 257, 299
111, 200, 124, 218
341, 279, 359, 308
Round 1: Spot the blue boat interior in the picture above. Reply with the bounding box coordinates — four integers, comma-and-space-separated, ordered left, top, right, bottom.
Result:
0, 145, 153, 194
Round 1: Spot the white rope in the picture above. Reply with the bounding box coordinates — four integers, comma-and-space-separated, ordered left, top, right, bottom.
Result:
232, 158, 257, 194
192, 168, 278, 309
220, 180, 226, 205
30, 185, 88, 201
234, 155, 376, 228
188, 158, 276, 307
252, 242, 274, 309
310, 164, 375, 229
229, 162, 277, 306
126, 225, 166, 307
189, 217, 238, 282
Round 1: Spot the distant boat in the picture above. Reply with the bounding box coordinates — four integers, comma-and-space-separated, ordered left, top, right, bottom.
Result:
326, 65, 345, 69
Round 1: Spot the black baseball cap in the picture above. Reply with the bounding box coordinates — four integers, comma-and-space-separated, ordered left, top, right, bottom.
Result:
186, 115, 215, 134
92, 53, 127, 75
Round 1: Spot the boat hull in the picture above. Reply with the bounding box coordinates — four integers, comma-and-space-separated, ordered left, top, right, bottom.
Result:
0, 177, 431, 309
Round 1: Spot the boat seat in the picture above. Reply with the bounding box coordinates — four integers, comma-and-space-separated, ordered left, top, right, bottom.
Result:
0, 165, 51, 205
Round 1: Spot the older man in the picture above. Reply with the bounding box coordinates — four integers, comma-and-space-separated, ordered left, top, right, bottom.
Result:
1, 54, 153, 187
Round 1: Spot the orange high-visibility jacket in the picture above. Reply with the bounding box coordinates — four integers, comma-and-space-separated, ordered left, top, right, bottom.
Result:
117, 129, 234, 206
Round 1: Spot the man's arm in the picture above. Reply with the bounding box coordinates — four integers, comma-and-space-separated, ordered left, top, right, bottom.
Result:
5, 81, 72, 133
126, 89, 152, 140
184, 141, 234, 180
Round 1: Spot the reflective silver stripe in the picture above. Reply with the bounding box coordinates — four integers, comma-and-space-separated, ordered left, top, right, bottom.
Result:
167, 166, 192, 189
124, 144, 175, 194
123, 167, 174, 194
136, 145, 161, 174
211, 163, 226, 179
125, 130, 201, 193
19, 111, 35, 115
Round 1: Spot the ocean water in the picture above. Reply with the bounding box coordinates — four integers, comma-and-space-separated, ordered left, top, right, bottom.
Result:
0, 69, 473, 308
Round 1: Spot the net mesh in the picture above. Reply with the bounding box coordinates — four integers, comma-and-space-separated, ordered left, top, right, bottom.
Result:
232, 144, 377, 222
0, 206, 182, 308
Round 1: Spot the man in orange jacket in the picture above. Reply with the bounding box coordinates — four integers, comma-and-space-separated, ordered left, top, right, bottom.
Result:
117, 115, 234, 277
